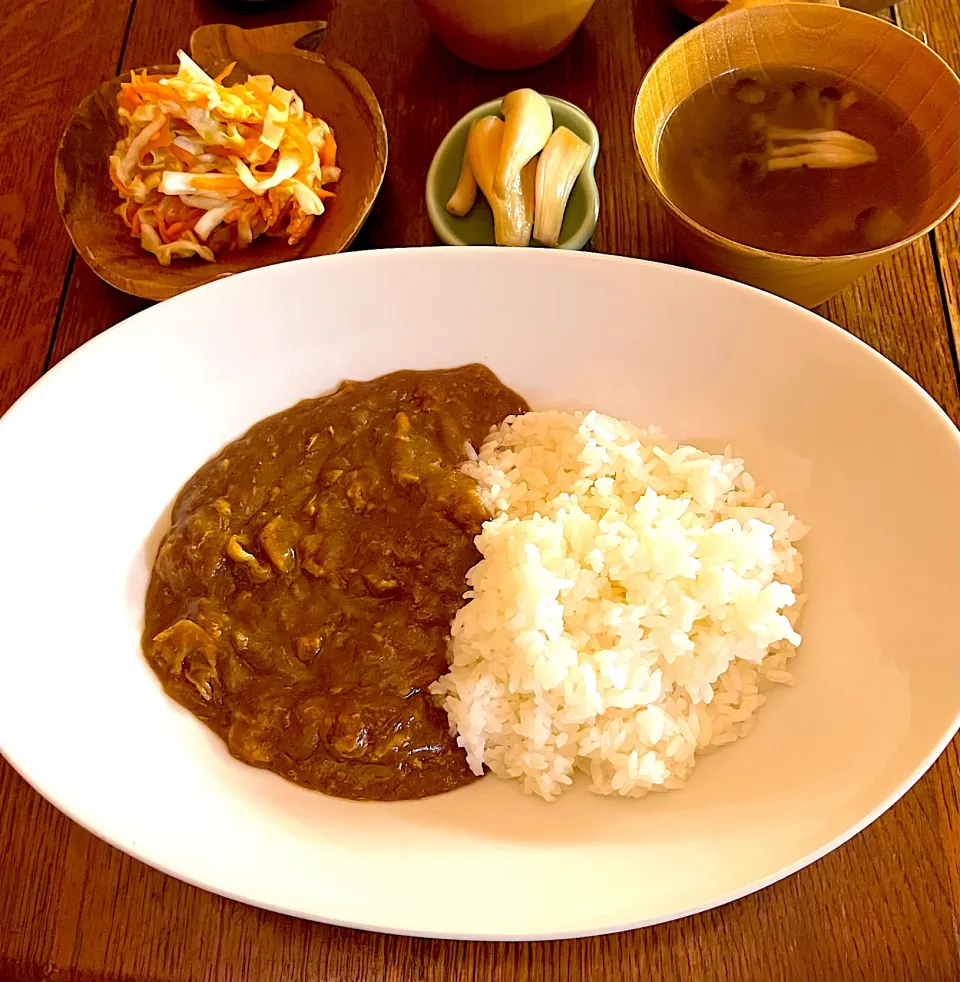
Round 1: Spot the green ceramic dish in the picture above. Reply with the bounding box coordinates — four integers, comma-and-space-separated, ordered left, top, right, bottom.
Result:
425, 96, 600, 250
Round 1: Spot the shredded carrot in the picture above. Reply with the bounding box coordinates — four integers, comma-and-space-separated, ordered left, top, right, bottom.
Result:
169, 144, 198, 166
129, 81, 180, 101
164, 200, 201, 223
147, 119, 173, 148
164, 219, 197, 239
267, 200, 294, 233
224, 85, 259, 107
286, 211, 314, 244
289, 125, 316, 168
238, 123, 264, 142
213, 62, 237, 85
190, 175, 246, 192
321, 132, 337, 168
130, 208, 143, 236
109, 169, 130, 196
118, 87, 141, 112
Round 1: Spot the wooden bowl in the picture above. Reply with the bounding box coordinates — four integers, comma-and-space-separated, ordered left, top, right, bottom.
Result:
633, 4, 960, 308
413, 0, 596, 70
55, 22, 388, 301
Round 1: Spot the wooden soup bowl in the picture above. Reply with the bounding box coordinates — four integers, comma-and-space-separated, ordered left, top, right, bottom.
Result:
413, 0, 596, 70
633, 3, 960, 308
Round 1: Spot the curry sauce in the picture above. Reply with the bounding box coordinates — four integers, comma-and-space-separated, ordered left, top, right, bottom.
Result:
143, 365, 527, 800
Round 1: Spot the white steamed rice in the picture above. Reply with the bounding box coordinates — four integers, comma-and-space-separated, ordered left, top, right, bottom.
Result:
430, 410, 807, 801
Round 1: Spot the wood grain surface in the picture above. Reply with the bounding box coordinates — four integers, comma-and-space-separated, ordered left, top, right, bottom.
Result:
0, 0, 131, 416
1, 0, 958, 979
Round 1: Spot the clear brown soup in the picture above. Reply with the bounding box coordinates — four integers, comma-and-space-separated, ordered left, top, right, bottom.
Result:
657, 66, 929, 257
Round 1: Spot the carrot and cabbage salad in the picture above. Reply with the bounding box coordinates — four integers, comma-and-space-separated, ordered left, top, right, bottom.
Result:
109, 50, 340, 265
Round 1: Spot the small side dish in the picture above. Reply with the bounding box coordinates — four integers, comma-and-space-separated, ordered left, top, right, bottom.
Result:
446, 88, 591, 247
110, 51, 341, 265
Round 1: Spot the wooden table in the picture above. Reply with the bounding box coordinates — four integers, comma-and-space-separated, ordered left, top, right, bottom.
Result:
1, 0, 957, 978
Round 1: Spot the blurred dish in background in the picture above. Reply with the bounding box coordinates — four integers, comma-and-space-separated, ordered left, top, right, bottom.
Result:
633, 3, 960, 307
413, 0, 596, 70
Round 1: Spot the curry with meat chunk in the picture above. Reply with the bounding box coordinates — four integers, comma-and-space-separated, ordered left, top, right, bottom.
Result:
143, 365, 527, 801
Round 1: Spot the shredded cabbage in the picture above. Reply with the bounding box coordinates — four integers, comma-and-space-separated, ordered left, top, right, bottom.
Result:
194, 204, 235, 241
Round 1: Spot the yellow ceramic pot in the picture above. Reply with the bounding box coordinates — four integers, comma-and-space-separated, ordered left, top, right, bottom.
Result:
414, 0, 596, 70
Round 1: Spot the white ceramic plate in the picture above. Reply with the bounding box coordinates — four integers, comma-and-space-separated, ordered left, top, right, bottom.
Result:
0, 249, 957, 940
